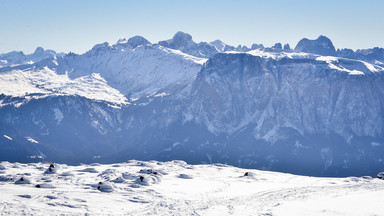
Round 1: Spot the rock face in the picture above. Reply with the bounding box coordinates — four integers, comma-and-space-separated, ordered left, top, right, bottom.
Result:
192, 52, 383, 139
1, 33, 384, 177
294, 35, 337, 56
180, 51, 384, 176
272, 43, 282, 50
158, 31, 219, 58
251, 44, 264, 50
158, 31, 251, 58
337, 47, 384, 65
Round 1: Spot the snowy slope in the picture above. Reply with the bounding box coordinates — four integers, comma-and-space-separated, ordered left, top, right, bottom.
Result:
55, 43, 206, 98
0, 160, 383, 215
0, 67, 128, 106
0, 37, 206, 103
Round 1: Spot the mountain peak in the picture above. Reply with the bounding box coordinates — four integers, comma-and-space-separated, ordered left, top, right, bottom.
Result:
115, 36, 151, 49
251, 43, 264, 50
33, 47, 45, 55
90, 42, 112, 53
283, 43, 291, 50
272, 43, 282, 50
294, 35, 336, 56
172, 31, 193, 43
210, 40, 226, 52
116, 38, 128, 44
317, 35, 331, 41
127, 36, 151, 48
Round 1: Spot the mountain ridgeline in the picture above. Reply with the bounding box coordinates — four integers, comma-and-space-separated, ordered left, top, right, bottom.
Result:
1, 32, 384, 177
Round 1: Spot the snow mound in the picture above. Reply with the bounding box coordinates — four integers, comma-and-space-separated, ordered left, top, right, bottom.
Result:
44, 164, 57, 174
97, 169, 119, 181
134, 174, 161, 186
35, 183, 55, 188
0, 161, 383, 215
138, 169, 160, 175
178, 173, 193, 179
377, 172, 384, 179
78, 167, 99, 173
110, 176, 125, 183
14, 177, 31, 184
0, 175, 13, 182
95, 182, 114, 192
59, 171, 74, 177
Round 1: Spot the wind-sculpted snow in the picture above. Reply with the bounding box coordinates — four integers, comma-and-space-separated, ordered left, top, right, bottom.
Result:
0, 161, 383, 215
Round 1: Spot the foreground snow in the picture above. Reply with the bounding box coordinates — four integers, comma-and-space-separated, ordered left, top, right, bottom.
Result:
0, 161, 383, 215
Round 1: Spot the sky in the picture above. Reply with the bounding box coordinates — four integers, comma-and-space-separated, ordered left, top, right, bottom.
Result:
0, 0, 383, 54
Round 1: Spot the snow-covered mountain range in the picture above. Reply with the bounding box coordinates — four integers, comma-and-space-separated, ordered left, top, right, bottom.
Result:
1, 32, 384, 177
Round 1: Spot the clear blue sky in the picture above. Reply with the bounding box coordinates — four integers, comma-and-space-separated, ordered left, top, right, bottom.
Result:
0, 0, 383, 54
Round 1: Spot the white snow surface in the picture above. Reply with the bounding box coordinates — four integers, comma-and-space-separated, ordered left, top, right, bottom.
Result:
62, 44, 206, 99
0, 160, 383, 215
25, 137, 38, 144
0, 43, 207, 106
0, 67, 129, 105
226, 50, 384, 75
3, 135, 12, 140
53, 108, 64, 124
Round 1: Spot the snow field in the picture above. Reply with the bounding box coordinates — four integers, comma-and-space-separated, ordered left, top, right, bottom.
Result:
0, 160, 383, 215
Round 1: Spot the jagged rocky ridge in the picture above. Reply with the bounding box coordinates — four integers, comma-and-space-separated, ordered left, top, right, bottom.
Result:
0, 47, 64, 68
1, 33, 384, 177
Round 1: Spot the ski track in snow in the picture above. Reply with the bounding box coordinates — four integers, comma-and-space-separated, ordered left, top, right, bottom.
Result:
0, 161, 383, 215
